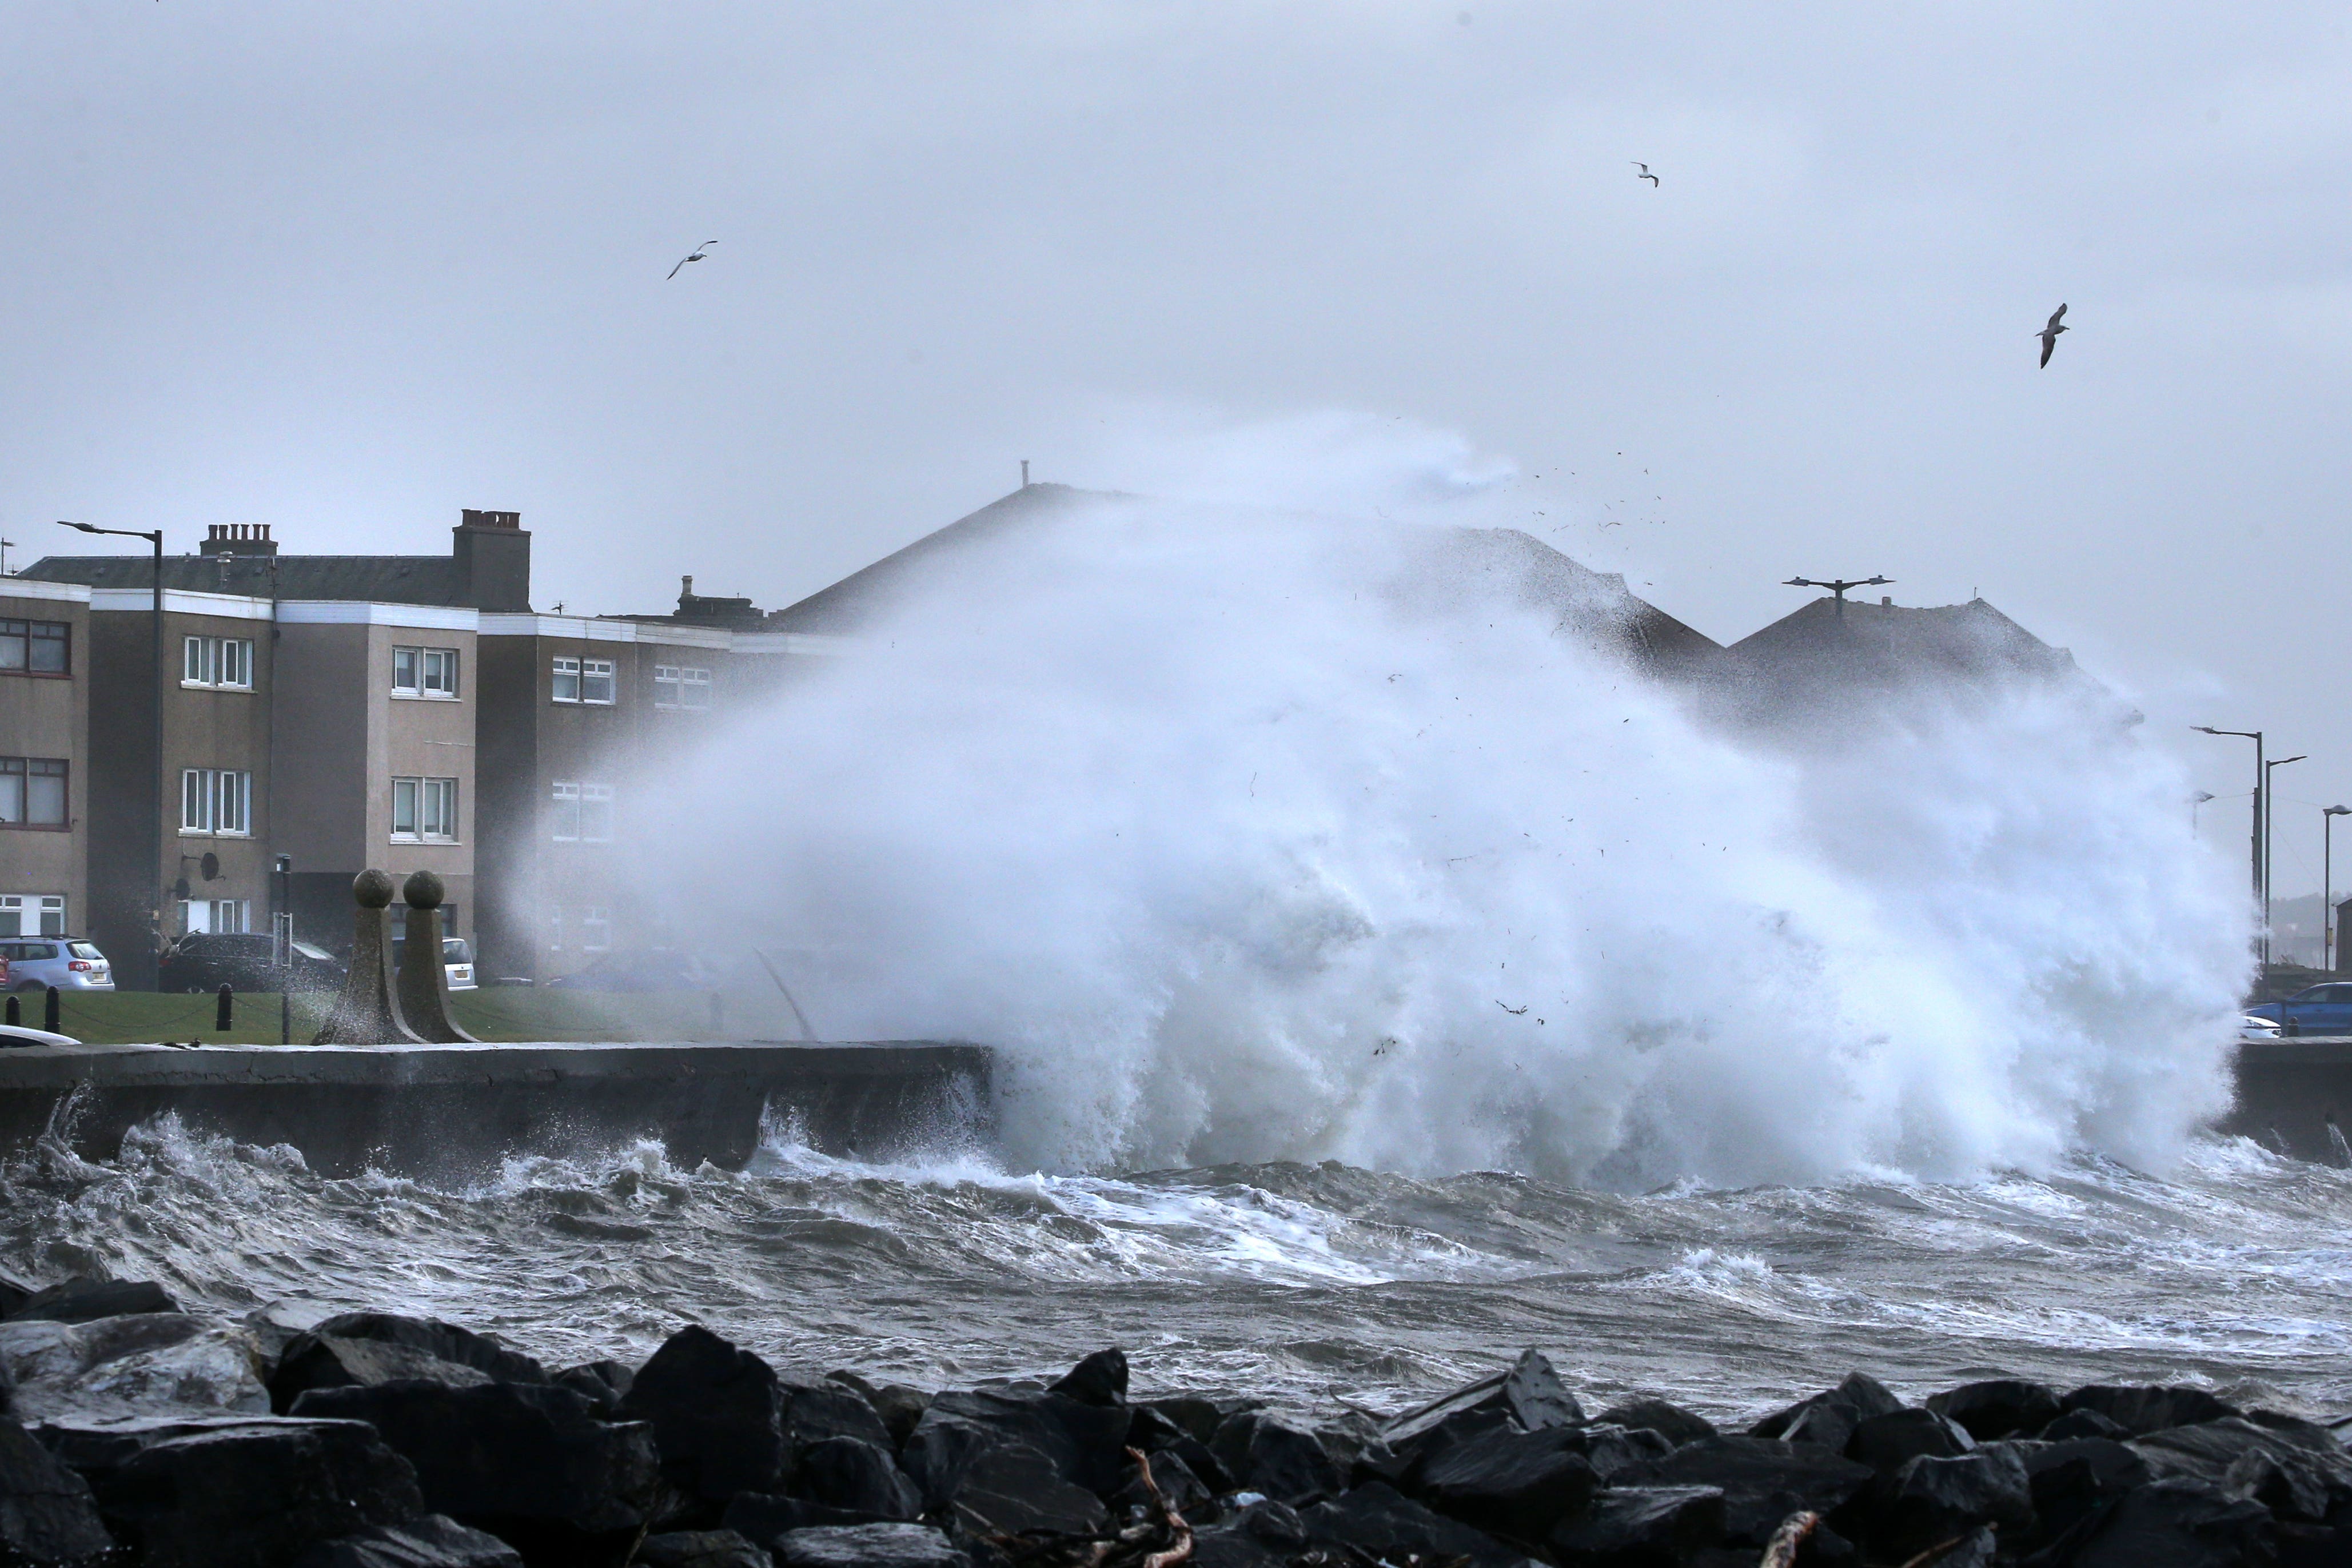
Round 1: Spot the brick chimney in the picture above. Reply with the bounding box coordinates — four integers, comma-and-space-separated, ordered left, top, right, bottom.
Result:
451, 509, 531, 612
198, 524, 278, 557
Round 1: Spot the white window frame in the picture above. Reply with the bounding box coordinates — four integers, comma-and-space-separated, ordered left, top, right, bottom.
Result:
551, 657, 582, 703
580, 906, 612, 952
393, 645, 460, 699
654, 664, 713, 710
182, 636, 253, 691
390, 776, 459, 843
579, 659, 616, 705
549, 780, 613, 843
177, 898, 250, 936
179, 769, 251, 836
0, 895, 67, 938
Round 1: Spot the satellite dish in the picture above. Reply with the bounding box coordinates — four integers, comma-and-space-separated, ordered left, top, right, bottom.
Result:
200, 852, 220, 881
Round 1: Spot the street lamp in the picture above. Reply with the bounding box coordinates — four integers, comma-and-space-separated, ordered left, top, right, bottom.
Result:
2266, 755, 2307, 963
58, 520, 166, 988
2192, 728, 2264, 936
2327, 807, 2351, 973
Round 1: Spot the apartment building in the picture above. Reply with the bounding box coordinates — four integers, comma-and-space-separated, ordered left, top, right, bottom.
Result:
0, 579, 90, 941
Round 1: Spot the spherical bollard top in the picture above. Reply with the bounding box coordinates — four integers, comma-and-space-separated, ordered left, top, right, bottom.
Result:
352, 868, 396, 908
402, 869, 445, 909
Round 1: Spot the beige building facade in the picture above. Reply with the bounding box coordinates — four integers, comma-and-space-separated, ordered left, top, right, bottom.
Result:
0, 580, 91, 941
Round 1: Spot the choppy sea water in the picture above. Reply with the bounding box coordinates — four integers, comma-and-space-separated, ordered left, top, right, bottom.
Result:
6, 1112, 2349, 1428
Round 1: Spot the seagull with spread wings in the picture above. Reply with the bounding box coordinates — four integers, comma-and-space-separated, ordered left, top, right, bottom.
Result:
668, 241, 717, 281
1631, 162, 1660, 187
2037, 303, 2068, 368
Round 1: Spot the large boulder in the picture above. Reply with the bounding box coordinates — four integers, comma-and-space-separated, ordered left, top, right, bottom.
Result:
0, 1414, 114, 1566
794, 1436, 922, 1522
2020, 1437, 2152, 1548
3, 1278, 181, 1326
1617, 1435, 1874, 1546
635, 1530, 775, 1568
909, 1387, 1130, 1496
2058, 1386, 2238, 1438
1844, 1407, 1973, 1475
1046, 1348, 1127, 1407
2131, 1415, 2352, 1521
0, 1314, 269, 1422
1210, 1410, 1344, 1505
1577, 1424, 1677, 1482
290, 1381, 659, 1561
292, 1514, 525, 1567
937, 1441, 1106, 1536
1924, 1380, 2061, 1442
1590, 1399, 1716, 1449
1380, 1351, 1582, 1451
618, 1326, 788, 1503
1547, 1484, 1725, 1565
270, 1316, 548, 1411
549, 1362, 632, 1419
1748, 1373, 1903, 1455
1864, 1447, 2032, 1562
771, 1523, 969, 1568
1299, 1481, 1532, 1568
723, 1495, 899, 1542
1405, 1421, 1597, 1541
77, 1417, 424, 1568
2059, 1476, 2273, 1567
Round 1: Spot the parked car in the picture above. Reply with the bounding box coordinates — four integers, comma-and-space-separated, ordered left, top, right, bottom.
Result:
2241, 1014, 2283, 1041
0, 937, 113, 993
0, 1022, 80, 1048
158, 932, 345, 994
2245, 983, 2352, 1036
394, 936, 476, 991
545, 951, 722, 992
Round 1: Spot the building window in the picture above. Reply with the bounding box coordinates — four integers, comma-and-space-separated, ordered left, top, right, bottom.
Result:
580, 907, 612, 952
0, 895, 66, 937
177, 899, 250, 936
0, 620, 70, 676
548, 907, 564, 951
552, 657, 579, 702
654, 665, 713, 709
0, 759, 69, 828
182, 636, 253, 689
391, 777, 458, 842
549, 780, 613, 842
393, 646, 459, 698
549, 656, 612, 703
179, 769, 251, 836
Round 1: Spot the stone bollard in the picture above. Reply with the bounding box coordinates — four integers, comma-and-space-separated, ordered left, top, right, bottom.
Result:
394, 871, 477, 1044
311, 869, 422, 1046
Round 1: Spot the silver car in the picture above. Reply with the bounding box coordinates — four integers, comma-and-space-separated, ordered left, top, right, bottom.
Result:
444, 936, 476, 991
0, 937, 113, 993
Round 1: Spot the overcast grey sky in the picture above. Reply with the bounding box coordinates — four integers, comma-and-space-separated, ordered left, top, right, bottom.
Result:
5, 3, 2348, 895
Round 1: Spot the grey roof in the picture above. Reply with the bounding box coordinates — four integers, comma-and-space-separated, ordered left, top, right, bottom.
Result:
1712, 593, 2100, 717
763, 484, 1099, 634
18, 553, 469, 605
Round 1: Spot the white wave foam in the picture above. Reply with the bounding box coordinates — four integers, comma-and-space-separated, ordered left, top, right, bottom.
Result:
640, 422, 2250, 1188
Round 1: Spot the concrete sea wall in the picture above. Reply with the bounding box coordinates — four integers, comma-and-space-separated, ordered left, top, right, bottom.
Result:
0, 1039, 991, 1178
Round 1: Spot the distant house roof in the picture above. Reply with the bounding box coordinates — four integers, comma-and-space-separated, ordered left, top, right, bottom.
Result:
1718, 594, 2091, 711
18, 552, 467, 605
762, 484, 1099, 635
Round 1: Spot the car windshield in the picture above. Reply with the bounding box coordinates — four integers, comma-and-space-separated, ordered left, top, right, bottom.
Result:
443, 938, 472, 963
67, 943, 102, 959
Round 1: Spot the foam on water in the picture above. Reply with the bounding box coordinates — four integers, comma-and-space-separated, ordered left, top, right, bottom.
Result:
637, 426, 2250, 1187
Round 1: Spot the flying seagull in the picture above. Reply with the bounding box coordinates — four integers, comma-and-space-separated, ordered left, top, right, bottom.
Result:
667, 241, 717, 281
2037, 303, 2067, 368
1631, 162, 1659, 187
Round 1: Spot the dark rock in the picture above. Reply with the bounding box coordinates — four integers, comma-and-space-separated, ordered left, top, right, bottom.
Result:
1548, 1483, 1725, 1566
1140, 1397, 1225, 1447
83, 1418, 423, 1568
867, 1387, 930, 1450
1310, 1410, 1387, 1479
1578, 1425, 1678, 1482
1925, 1380, 2062, 1442
0, 1413, 114, 1565
0, 1272, 31, 1319
635, 1530, 776, 1568
1115, 1446, 1214, 1521
2038, 1406, 2130, 1442
1157, 1433, 1233, 1496
1618, 1435, 1875, 1546
1407, 1421, 1597, 1541
290, 1381, 659, 1559
794, 1437, 922, 1522
551, 1361, 632, 1417
942, 1441, 1106, 1536
1192, 1497, 1306, 1568
1301, 1481, 1530, 1568
1749, 1374, 1903, 1456
1866, 1447, 2031, 1562
1210, 1410, 1344, 1505
897, 1417, 995, 1511
3, 1278, 180, 1326
620, 1326, 787, 1503
1046, 1348, 1127, 1408
293, 1514, 525, 1567
782, 1381, 893, 1453
272, 1316, 548, 1411
1844, 1408, 1974, 1475
1125, 1405, 1187, 1452
2020, 1437, 2152, 1546
2059, 1385, 2239, 1438
724, 1494, 897, 1542
771, 1523, 969, 1568
1592, 1399, 1716, 1449
915, 1388, 1131, 1496
2060, 1475, 2274, 1567
1381, 1350, 1582, 1450
2131, 1417, 2352, 1519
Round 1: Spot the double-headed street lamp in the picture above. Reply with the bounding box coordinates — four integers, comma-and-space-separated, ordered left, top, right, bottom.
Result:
2268, 756, 2307, 963
2192, 727, 2264, 938
57, 520, 166, 987
2327, 805, 2352, 973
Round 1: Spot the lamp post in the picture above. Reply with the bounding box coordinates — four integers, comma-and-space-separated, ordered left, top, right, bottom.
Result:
2193, 728, 2264, 948
2266, 755, 2307, 964
2327, 807, 2351, 973
58, 521, 166, 989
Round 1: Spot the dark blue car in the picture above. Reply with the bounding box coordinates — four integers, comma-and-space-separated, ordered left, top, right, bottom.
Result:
2246, 983, 2352, 1035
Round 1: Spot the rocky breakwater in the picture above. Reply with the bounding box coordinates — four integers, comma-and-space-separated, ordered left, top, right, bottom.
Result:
1, 1275, 2346, 1567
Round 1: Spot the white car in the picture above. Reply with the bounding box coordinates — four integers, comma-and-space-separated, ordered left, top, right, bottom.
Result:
0, 1023, 80, 1048
2241, 1014, 2284, 1041
443, 936, 476, 991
